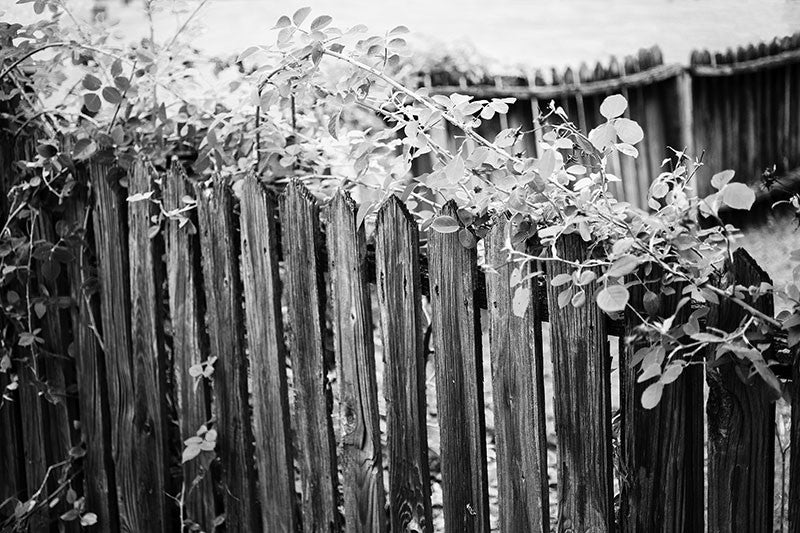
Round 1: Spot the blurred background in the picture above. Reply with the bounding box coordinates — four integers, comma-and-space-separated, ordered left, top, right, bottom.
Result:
7, 0, 800, 69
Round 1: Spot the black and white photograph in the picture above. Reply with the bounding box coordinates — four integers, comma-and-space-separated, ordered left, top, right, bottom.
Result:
1, 0, 800, 531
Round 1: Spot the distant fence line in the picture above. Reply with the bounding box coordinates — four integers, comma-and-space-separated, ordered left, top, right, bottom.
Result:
417, 31, 800, 208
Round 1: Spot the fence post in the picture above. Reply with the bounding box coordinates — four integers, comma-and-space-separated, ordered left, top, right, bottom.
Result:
707, 249, 775, 532
792, 352, 800, 533
484, 215, 549, 533
0, 372, 24, 515
239, 176, 297, 532
327, 190, 387, 532
90, 158, 145, 531
281, 180, 340, 532
427, 201, 490, 533
196, 179, 261, 532
163, 162, 215, 529
374, 196, 433, 532
545, 233, 613, 532
127, 160, 172, 531
65, 183, 118, 532
621, 271, 704, 532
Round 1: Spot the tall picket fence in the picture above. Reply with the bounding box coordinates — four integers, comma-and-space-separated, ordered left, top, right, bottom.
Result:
0, 158, 796, 533
419, 31, 800, 208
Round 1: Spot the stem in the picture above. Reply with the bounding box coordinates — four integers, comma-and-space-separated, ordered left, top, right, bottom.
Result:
164, 0, 210, 52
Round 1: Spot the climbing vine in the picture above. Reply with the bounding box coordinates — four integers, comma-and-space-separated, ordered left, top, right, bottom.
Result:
1, 0, 800, 527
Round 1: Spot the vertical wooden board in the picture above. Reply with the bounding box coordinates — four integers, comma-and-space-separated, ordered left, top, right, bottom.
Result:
697, 75, 716, 191
783, 64, 792, 171
615, 89, 639, 207
745, 70, 759, 181
674, 72, 695, 159
128, 161, 172, 532
0, 371, 25, 512
791, 62, 800, 169
280, 180, 340, 532
196, 179, 261, 532
33, 213, 79, 533
163, 163, 215, 530
545, 234, 613, 532
706, 249, 775, 532
427, 202, 489, 533
722, 76, 738, 175
791, 351, 800, 533
620, 274, 704, 532
374, 197, 433, 533
484, 216, 549, 533
326, 191, 387, 533
65, 191, 118, 532
644, 82, 667, 187
628, 87, 650, 209
91, 159, 141, 532
34, 213, 75, 465
756, 67, 769, 175
239, 176, 296, 532
16, 362, 49, 530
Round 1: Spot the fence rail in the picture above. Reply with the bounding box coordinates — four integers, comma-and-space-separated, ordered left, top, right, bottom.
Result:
0, 157, 794, 532
418, 31, 800, 207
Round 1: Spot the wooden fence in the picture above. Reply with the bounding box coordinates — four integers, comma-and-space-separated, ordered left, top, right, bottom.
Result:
0, 158, 796, 532
418, 31, 800, 207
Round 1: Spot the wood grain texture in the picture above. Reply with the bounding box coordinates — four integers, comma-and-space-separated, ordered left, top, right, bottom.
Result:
0, 371, 25, 517
374, 196, 433, 533
17, 362, 49, 531
128, 161, 172, 532
326, 190, 387, 533
163, 163, 215, 530
239, 176, 297, 533
427, 202, 490, 533
280, 179, 340, 533
33, 212, 79, 532
706, 249, 775, 533
620, 272, 704, 532
91, 159, 141, 532
544, 234, 613, 533
196, 179, 261, 532
65, 189, 118, 532
484, 215, 549, 533
791, 349, 800, 533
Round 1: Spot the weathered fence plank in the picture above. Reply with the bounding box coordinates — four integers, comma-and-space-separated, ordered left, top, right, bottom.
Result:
791, 351, 800, 533
34, 213, 75, 469
127, 160, 171, 532
545, 233, 614, 532
374, 196, 433, 532
327, 190, 387, 533
485, 215, 549, 533
621, 272, 704, 532
163, 162, 215, 529
196, 179, 261, 532
280, 180, 340, 532
65, 189, 117, 532
707, 249, 776, 532
16, 360, 49, 531
91, 159, 142, 532
239, 176, 296, 532
427, 202, 490, 533
0, 371, 25, 515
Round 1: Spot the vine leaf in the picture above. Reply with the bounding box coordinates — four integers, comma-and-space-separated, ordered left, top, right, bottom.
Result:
641, 381, 664, 409
430, 215, 460, 233
721, 182, 755, 210
596, 284, 630, 313
599, 94, 627, 119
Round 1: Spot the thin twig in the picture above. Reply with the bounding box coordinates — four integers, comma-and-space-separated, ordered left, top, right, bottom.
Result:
164, 0, 210, 52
